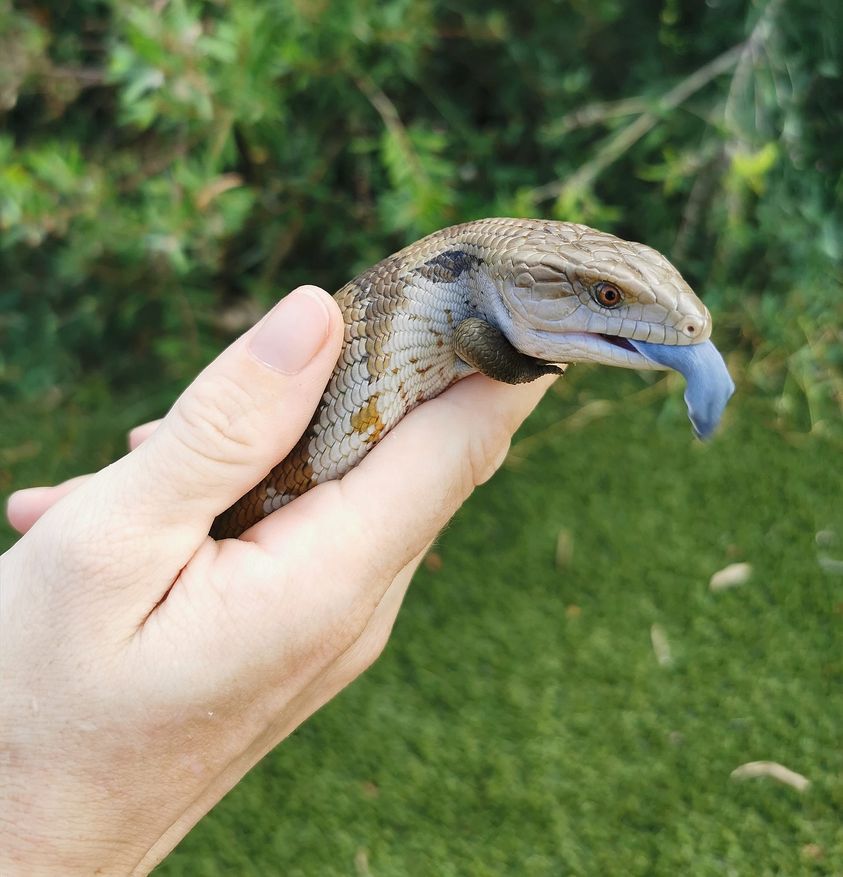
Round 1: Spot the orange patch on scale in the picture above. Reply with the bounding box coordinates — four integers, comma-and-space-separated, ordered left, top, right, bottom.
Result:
350, 394, 386, 444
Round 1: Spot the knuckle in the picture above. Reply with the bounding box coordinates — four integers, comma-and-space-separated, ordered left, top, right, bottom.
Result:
348, 628, 390, 674
440, 394, 513, 492
320, 607, 371, 658
323, 621, 392, 690
57, 514, 146, 589
466, 426, 510, 489
172, 373, 260, 467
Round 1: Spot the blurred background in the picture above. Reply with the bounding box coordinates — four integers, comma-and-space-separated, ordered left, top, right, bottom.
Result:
1, 0, 841, 874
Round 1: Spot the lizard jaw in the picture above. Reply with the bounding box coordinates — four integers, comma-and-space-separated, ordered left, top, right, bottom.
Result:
530, 330, 735, 439
526, 330, 665, 370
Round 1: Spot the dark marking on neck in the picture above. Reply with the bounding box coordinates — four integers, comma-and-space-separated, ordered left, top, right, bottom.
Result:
416, 249, 482, 283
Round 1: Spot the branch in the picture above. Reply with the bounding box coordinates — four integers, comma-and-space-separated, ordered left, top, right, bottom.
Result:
531, 40, 749, 204
545, 97, 650, 136
723, 0, 783, 137
354, 73, 425, 180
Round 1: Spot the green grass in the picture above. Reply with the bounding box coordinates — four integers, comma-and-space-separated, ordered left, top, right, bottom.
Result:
2, 365, 841, 876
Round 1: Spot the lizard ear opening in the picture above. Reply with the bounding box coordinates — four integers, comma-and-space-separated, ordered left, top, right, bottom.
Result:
453, 318, 563, 385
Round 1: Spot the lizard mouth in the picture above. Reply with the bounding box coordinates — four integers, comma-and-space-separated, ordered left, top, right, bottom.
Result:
589, 332, 735, 439
600, 333, 636, 352
523, 327, 734, 437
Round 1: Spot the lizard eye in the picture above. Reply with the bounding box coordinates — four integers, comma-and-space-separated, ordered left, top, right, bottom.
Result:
593, 282, 624, 309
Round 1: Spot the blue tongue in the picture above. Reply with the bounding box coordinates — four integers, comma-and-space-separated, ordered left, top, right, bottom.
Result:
630, 339, 735, 439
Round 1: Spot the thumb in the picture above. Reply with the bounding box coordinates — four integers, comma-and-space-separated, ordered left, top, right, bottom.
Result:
134, 286, 344, 534
45, 286, 344, 549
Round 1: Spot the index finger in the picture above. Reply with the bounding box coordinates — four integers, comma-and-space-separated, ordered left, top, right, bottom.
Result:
249, 372, 557, 590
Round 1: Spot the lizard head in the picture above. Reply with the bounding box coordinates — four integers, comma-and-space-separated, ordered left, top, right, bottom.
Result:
480, 220, 734, 437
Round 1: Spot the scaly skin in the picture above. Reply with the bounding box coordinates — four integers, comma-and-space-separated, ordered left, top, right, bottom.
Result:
211, 218, 711, 538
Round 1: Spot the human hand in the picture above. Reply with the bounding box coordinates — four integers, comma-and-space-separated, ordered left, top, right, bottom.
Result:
1, 286, 555, 876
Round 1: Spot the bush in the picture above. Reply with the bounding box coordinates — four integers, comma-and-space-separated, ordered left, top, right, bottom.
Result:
1, 0, 840, 430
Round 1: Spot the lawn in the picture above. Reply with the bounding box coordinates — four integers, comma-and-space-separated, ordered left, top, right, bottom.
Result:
2, 363, 841, 876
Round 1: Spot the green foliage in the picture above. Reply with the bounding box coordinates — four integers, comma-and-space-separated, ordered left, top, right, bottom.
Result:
1, 0, 841, 428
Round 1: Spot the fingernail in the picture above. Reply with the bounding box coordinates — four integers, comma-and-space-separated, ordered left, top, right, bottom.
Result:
249, 288, 331, 374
